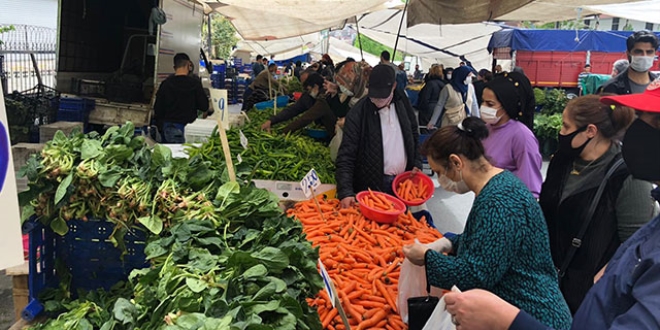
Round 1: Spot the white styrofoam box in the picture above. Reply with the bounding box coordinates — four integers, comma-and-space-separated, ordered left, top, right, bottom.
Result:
12, 143, 45, 170
253, 180, 336, 201
162, 144, 201, 159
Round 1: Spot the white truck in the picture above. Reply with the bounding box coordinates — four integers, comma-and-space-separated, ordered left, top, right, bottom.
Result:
55, 0, 210, 128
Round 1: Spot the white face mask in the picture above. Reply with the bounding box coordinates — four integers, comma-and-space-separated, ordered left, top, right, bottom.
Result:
437, 171, 470, 194
630, 55, 654, 72
338, 84, 354, 96
464, 76, 472, 85
480, 105, 502, 125
446, 74, 452, 80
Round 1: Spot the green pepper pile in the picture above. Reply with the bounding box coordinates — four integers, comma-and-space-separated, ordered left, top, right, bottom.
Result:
20, 122, 325, 330
187, 110, 336, 184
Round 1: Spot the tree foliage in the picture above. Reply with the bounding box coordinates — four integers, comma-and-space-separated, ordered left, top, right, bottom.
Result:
203, 15, 238, 59
0, 25, 15, 46
353, 34, 405, 62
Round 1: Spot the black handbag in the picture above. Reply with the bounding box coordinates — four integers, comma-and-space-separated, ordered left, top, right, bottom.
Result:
407, 269, 440, 330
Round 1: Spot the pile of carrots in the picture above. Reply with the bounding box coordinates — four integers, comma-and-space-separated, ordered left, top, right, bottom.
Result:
288, 198, 443, 330
396, 179, 430, 202
359, 189, 398, 211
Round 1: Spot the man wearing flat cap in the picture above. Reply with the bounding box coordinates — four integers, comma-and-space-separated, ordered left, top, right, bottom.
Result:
336, 64, 422, 209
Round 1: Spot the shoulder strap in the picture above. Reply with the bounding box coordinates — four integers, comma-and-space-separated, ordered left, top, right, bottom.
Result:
557, 158, 626, 278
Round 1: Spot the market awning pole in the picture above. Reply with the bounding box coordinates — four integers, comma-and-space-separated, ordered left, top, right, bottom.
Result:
355, 17, 364, 61
392, 0, 409, 60
217, 120, 237, 183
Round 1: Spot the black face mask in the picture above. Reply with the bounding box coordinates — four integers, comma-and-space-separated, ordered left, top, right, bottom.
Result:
623, 119, 660, 181
557, 126, 591, 159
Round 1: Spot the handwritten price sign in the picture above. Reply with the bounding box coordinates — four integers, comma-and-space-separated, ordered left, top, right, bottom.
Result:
300, 169, 321, 199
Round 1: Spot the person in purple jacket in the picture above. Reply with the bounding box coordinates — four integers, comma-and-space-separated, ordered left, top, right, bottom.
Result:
442, 79, 660, 330
480, 72, 543, 197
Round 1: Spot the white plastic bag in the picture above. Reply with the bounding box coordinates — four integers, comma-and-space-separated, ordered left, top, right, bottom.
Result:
421, 287, 461, 330
397, 258, 445, 323
329, 123, 343, 162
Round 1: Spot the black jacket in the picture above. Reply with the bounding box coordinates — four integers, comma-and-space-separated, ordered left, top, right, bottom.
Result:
599, 70, 658, 95
417, 77, 445, 125
154, 75, 209, 126
336, 89, 422, 199
270, 92, 316, 125
540, 153, 629, 314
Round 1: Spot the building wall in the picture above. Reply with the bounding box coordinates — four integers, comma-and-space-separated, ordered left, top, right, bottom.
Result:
0, 0, 58, 29
584, 17, 657, 32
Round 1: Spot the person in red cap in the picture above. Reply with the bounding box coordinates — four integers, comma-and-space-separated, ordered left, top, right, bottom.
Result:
438, 79, 660, 330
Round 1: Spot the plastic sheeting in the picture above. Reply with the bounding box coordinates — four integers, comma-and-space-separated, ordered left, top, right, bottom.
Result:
406, 0, 534, 26
496, 0, 642, 23
208, 0, 388, 40
487, 29, 660, 53
585, 0, 660, 25
356, 9, 503, 70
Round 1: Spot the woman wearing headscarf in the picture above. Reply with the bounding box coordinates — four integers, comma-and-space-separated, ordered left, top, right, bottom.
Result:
480, 72, 543, 197
426, 66, 479, 129
320, 54, 335, 79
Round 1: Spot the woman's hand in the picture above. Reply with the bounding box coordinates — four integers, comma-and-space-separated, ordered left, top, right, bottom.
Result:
260, 120, 272, 132
403, 241, 429, 266
324, 80, 339, 96
426, 122, 436, 130
444, 289, 520, 330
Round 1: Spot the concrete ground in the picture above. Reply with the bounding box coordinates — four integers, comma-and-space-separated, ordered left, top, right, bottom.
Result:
0, 270, 15, 329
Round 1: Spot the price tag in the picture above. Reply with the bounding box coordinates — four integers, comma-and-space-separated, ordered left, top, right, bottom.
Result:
239, 130, 248, 150
300, 169, 321, 199
318, 259, 336, 308
237, 154, 243, 164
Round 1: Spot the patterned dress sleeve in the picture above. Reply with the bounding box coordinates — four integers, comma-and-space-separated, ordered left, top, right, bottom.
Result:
424, 198, 522, 290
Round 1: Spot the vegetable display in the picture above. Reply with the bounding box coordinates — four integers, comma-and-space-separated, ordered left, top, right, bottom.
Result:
359, 189, 398, 212
288, 198, 443, 330
186, 111, 335, 184
20, 122, 325, 329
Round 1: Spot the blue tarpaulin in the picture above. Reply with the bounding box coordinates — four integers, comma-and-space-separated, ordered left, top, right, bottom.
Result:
488, 29, 660, 53
274, 53, 311, 66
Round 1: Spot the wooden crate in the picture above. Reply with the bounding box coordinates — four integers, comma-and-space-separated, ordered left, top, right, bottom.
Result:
88, 102, 151, 127
6, 262, 29, 322
39, 122, 84, 143
11, 143, 45, 171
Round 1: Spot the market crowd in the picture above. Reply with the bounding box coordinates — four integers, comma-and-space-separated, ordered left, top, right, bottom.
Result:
154, 29, 660, 329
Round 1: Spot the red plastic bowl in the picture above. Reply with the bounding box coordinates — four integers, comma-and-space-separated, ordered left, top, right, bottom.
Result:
293, 92, 302, 101
356, 190, 406, 224
392, 171, 435, 206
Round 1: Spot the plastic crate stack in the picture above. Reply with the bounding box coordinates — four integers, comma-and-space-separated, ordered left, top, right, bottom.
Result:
57, 97, 95, 129
23, 218, 147, 321
236, 76, 248, 104
225, 67, 238, 105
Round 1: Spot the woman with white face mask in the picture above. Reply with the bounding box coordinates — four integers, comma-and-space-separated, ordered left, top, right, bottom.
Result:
403, 117, 573, 330
481, 72, 543, 197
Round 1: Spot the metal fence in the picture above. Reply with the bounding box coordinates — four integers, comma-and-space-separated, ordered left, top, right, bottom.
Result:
0, 24, 57, 94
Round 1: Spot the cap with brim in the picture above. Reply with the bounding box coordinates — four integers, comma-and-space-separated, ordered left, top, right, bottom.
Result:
600, 79, 660, 113
368, 64, 395, 98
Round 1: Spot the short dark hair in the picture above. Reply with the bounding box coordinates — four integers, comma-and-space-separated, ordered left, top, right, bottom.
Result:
420, 117, 489, 165
626, 30, 659, 52
256, 55, 263, 60
268, 63, 277, 69
296, 60, 302, 66
173, 53, 191, 69
584, 64, 591, 68
303, 72, 325, 90
380, 51, 391, 61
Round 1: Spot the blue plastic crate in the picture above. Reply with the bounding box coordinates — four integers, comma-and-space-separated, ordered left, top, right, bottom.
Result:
59, 97, 95, 111
254, 95, 290, 110
304, 127, 329, 139
23, 218, 148, 321
56, 108, 89, 123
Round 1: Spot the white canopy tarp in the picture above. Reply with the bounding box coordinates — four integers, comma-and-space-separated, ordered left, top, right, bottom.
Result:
311, 38, 381, 66
207, 0, 389, 40
357, 9, 503, 70
585, 0, 660, 25
407, 0, 534, 26
496, 0, 643, 23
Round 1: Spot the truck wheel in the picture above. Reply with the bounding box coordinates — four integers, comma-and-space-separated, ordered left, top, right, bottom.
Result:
565, 88, 580, 99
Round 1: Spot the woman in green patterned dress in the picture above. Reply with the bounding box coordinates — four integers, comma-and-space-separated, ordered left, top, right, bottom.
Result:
403, 117, 572, 329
